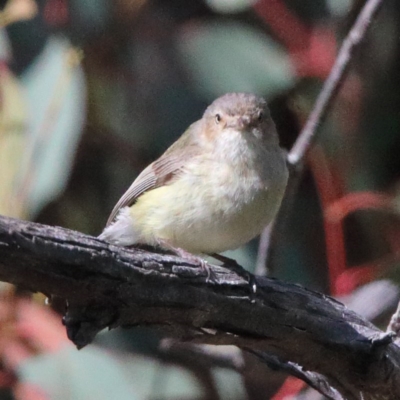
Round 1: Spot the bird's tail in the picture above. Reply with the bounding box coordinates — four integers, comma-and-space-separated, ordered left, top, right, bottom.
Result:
98, 207, 138, 246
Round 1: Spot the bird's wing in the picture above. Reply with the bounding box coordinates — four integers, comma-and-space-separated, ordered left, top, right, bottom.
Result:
106, 123, 202, 226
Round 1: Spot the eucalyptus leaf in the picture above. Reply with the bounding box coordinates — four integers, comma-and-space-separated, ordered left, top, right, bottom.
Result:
176, 21, 295, 101
18, 346, 246, 399
18, 36, 86, 218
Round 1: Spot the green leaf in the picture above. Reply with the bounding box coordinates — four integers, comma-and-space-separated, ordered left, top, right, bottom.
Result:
176, 21, 295, 101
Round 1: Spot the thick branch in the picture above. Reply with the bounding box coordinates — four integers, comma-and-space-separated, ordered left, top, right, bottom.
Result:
0, 215, 400, 399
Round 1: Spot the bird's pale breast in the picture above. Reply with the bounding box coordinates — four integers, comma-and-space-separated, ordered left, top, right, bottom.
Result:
130, 147, 287, 254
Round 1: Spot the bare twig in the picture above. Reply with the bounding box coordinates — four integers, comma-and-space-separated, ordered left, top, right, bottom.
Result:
387, 301, 400, 337
288, 0, 385, 166
246, 350, 343, 400
255, 222, 273, 275
256, 0, 386, 276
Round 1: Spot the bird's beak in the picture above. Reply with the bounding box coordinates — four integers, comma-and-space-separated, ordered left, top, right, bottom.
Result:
236, 115, 251, 130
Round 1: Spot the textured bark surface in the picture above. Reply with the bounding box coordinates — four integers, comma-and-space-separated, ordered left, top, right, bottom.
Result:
1, 215, 400, 400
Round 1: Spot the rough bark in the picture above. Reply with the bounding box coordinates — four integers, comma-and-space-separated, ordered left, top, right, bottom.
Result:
0, 215, 400, 399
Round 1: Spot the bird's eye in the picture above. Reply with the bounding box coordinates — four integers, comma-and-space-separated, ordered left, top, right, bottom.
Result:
257, 111, 264, 122
215, 114, 221, 124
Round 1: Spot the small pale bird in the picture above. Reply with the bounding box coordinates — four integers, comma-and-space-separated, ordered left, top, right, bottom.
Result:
99, 93, 288, 261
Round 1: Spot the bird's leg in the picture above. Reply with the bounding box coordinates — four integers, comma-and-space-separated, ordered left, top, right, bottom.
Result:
210, 253, 257, 300
210, 253, 241, 268
157, 240, 215, 283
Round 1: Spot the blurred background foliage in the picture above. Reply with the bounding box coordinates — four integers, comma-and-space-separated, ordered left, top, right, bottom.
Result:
0, 0, 399, 398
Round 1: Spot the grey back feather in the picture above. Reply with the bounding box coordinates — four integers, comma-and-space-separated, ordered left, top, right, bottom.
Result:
106, 122, 202, 226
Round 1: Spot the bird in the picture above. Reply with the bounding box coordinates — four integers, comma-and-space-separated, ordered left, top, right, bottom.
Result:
99, 93, 288, 267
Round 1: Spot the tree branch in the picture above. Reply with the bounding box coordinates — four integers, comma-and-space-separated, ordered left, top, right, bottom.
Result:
287, 0, 385, 166
1, 215, 400, 399
257, 0, 386, 277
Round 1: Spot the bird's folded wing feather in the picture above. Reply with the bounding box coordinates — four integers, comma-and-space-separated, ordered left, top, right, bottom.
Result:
106, 122, 202, 226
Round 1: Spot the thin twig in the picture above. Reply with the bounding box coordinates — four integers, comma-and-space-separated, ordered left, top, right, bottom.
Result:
255, 222, 273, 275
246, 349, 344, 400
387, 301, 400, 335
288, 0, 385, 166
256, 0, 386, 276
